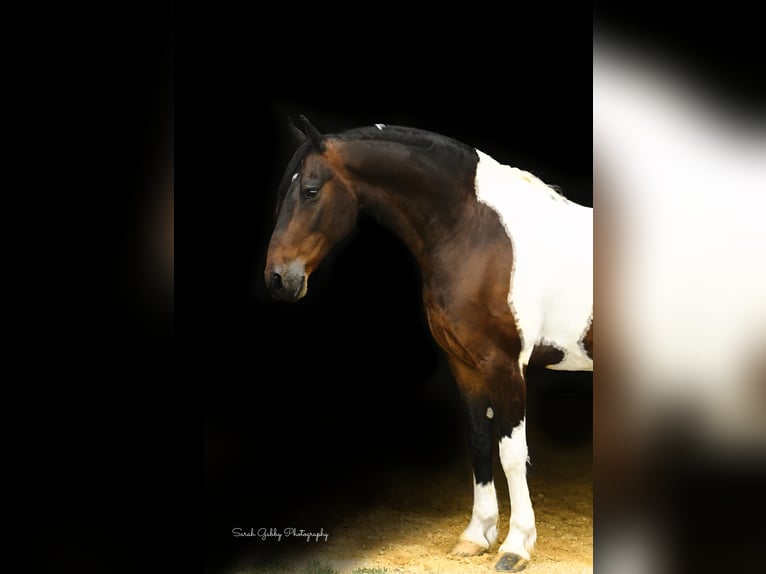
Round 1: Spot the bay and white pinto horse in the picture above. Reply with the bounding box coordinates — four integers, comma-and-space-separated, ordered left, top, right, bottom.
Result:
265, 117, 592, 572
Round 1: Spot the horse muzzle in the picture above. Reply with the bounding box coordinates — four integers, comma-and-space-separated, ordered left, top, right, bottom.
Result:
265, 261, 308, 302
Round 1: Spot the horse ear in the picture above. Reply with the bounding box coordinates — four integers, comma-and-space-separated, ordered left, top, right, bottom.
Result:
287, 117, 307, 148
300, 114, 325, 151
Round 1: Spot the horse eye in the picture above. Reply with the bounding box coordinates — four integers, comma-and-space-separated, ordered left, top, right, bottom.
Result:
302, 187, 320, 200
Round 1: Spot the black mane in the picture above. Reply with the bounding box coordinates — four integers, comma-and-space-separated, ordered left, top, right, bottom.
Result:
275, 124, 477, 217
331, 125, 474, 154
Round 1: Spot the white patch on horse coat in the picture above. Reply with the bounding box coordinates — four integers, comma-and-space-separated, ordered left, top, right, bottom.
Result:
498, 418, 536, 558
375, 123, 386, 130
291, 172, 299, 182
460, 478, 499, 549
474, 150, 593, 371
486, 407, 494, 419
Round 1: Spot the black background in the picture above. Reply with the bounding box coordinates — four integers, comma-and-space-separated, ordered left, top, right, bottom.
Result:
19, 4, 766, 573
18, 4, 596, 574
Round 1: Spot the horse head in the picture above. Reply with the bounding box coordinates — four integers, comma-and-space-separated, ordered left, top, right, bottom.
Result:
265, 116, 359, 301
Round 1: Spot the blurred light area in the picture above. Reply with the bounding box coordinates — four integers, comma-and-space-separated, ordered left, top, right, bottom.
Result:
595, 35, 766, 449
594, 32, 766, 572
125, 153, 174, 346
143, 169, 174, 307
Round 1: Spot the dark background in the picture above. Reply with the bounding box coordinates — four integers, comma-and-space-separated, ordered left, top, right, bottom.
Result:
19, 3, 175, 574
20, 5, 764, 573
17, 5, 594, 574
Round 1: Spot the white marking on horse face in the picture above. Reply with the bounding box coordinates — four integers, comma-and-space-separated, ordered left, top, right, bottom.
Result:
498, 418, 536, 558
291, 172, 299, 182
486, 407, 494, 419
459, 478, 499, 548
375, 123, 386, 130
473, 150, 593, 372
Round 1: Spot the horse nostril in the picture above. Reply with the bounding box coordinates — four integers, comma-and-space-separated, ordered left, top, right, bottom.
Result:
271, 272, 283, 291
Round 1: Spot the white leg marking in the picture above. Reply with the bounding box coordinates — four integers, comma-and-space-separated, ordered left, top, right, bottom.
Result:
498, 418, 537, 558
460, 477, 499, 549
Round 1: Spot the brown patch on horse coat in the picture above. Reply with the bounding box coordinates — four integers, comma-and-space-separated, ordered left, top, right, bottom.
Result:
582, 321, 593, 360
528, 343, 566, 368
421, 197, 524, 401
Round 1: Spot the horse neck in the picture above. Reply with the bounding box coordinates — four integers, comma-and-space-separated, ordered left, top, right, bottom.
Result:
330, 138, 474, 266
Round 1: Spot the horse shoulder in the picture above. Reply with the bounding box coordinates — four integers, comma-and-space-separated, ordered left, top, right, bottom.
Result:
422, 254, 520, 372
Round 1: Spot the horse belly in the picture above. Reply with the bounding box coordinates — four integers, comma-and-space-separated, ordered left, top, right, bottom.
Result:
507, 231, 593, 372
527, 303, 593, 371
536, 337, 592, 371
538, 280, 593, 371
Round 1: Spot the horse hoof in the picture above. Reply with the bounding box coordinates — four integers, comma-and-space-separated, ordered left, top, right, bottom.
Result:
450, 539, 487, 556
495, 552, 528, 572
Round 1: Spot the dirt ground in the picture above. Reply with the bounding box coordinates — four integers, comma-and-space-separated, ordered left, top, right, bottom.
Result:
314, 447, 591, 574
225, 391, 592, 574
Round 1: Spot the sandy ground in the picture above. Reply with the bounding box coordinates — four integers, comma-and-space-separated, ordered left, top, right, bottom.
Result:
314, 450, 592, 574
225, 391, 592, 574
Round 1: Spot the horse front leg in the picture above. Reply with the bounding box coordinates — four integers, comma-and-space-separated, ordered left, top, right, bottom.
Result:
493, 363, 536, 572
449, 359, 499, 557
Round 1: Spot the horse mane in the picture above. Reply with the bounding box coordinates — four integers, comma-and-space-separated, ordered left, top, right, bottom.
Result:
275, 125, 473, 216
331, 125, 474, 154
275, 124, 567, 216
338, 125, 568, 201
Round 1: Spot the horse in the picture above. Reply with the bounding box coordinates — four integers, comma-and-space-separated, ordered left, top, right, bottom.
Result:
264, 116, 593, 572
